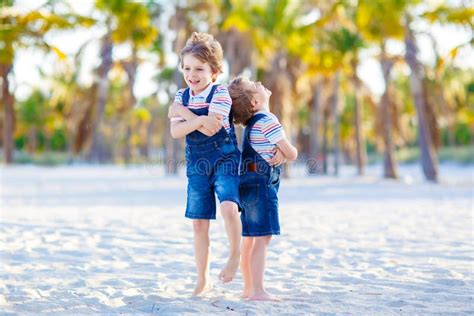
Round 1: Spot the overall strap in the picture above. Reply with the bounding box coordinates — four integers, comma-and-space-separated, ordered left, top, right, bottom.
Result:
244, 113, 267, 140
182, 84, 218, 107
205, 84, 236, 130
242, 113, 270, 174
205, 84, 219, 103
182, 88, 191, 107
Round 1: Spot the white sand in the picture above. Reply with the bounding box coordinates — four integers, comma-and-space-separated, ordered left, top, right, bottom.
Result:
0, 163, 472, 314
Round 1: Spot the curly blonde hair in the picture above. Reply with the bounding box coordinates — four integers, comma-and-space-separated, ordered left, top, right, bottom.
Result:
228, 77, 258, 126
180, 32, 224, 81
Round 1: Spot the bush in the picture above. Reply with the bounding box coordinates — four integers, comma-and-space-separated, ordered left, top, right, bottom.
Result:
368, 145, 474, 164
13, 151, 71, 166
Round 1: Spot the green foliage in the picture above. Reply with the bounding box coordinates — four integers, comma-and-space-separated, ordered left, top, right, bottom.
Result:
454, 123, 472, 145
158, 67, 175, 81
51, 128, 67, 151
17, 90, 47, 126
422, 5, 474, 26
356, 0, 408, 42
328, 27, 365, 55
95, 0, 158, 48
15, 135, 26, 150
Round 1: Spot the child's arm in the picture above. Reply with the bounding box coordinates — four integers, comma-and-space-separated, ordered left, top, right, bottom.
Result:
276, 138, 298, 161
269, 138, 298, 165
169, 103, 222, 136
170, 116, 220, 139
170, 116, 202, 139
170, 116, 207, 138
260, 114, 298, 165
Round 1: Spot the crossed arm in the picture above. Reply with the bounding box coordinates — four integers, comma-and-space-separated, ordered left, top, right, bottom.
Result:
169, 103, 223, 139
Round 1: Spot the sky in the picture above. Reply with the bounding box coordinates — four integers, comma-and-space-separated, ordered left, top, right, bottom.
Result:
10, 0, 474, 103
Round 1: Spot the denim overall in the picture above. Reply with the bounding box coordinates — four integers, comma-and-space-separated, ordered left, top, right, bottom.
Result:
240, 113, 281, 236
182, 85, 241, 220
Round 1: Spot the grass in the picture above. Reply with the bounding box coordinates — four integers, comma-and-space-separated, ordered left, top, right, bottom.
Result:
6, 145, 474, 166
13, 151, 72, 166
368, 145, 474, 165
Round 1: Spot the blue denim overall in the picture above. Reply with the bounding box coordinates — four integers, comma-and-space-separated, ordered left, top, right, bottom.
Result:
182, 85, 241, 220
239, 113, 281, 236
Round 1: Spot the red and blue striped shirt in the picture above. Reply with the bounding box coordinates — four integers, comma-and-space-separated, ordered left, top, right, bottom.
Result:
249, 111, 286, 163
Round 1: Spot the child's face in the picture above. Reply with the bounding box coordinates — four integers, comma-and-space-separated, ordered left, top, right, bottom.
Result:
182, 54, 215, 94
241, 78, 271, 111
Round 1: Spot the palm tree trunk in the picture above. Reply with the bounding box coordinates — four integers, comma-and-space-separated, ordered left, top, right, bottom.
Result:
331, 71, 340, 176
265, 50, 293, 178
322, 107, 329, 175
122, 49, 139, 162
308, 80, 321, 174
404, 15, 438, 182
165, 12, 189, 175
44, 131, 51, 152
88, 31, 113, 163
27, 127, 37, 154
74, 88, 95, 154
143, 116, 155, 159
352, 62, 367, 175
122, 124, 132, 164
427, 32, 454, 147
1, 63, 14, 164
380, 43, 398, 179
138, 121, 149, 159
165, 68, 185, 175
123, 49, 138, 109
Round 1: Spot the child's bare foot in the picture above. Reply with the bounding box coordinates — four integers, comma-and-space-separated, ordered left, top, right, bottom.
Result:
241, 288, 251, 299
218, 255, 240, 283
247, 291, 280, 302
192, 279, 213, 296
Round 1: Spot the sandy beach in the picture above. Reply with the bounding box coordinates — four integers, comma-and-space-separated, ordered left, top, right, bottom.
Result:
1, 163, 472, 314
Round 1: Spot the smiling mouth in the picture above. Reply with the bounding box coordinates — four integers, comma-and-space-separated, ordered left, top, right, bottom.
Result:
188, 79, 200, 85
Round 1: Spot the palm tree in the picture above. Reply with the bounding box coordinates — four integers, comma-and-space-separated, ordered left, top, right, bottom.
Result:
404, 14, 438, 181
87, 0, 158, 162
356, 0, 407, 179
330, 70, 341, 175
0, 0, 93, 163
326, 24, 367, 175
379, 43, 399, 179
118, 2, 160, 163
402, 2, 473, 180
87, 27, 113, 162
307, 78, 322, 174
165, 4, 194, 174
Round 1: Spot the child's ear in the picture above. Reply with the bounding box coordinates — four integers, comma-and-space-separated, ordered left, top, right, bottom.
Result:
251, 98, 258, 109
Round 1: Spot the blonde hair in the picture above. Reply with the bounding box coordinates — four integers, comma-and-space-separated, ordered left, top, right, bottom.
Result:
228, 77, 258, 126
180, 32, 224, 81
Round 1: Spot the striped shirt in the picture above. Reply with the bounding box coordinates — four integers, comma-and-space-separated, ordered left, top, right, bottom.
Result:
249, 111, 286, 163
171, 84, 232, 133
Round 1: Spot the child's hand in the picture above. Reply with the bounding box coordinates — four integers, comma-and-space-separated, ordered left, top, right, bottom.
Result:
199, 127, 214, 137
269, 148, 287, 166
168, 103, 184, 118
201, 116, 222, 134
